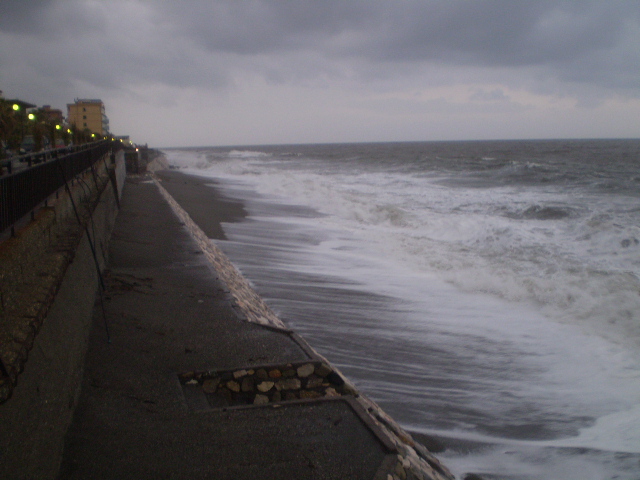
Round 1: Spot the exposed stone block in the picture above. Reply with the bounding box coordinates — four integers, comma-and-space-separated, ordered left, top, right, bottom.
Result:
253, 394, 269, 405
240, 377, 254, 392
296, 363, 314, 378
256, 381, 274, 393
315, 363, 332, 377
226, 380, 240, 393
202, 378, 219, 394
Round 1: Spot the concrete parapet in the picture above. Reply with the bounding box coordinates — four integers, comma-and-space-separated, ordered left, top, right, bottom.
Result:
154, 175, 287, 329
0, 151, 124, 478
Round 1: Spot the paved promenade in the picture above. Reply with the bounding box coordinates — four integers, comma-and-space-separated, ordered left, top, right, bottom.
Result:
58, 172, 453, 480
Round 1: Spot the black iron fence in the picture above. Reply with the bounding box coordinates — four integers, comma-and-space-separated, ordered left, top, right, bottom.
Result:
0, 141, 114, 236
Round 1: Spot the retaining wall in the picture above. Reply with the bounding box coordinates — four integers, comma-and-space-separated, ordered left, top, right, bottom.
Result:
0, 151, 125, 479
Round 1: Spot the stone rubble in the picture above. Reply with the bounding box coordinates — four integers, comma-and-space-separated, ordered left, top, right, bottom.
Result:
179, 361, 353, 407
179, 359, 454, 479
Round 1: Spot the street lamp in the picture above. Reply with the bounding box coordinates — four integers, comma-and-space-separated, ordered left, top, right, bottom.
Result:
52, 124, 61, 148
25, 112, 40, 150
12, 104, 25, 143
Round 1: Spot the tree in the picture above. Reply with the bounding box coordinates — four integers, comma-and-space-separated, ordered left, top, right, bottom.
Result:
0, 100, 21, 156
29, 111, 46, 151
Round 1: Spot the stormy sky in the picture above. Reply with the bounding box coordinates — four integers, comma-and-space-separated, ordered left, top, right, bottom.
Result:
1, 0, 639, 147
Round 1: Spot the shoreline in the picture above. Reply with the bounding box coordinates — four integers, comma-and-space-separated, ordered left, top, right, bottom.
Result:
152, 144, 640, 478
155, 168, 452, 432
154, 169, 247, 241
56, 168, 455, 479
154, 170, 456, 474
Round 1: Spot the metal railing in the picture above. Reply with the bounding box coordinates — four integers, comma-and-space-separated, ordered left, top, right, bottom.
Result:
0, 142, 103, 175
0, 141, 114, 236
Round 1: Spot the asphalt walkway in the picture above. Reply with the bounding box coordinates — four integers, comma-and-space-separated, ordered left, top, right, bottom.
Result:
57, 174, 397, 479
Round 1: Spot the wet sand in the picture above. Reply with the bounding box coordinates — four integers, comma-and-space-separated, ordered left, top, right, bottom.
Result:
154, 169, 247, 240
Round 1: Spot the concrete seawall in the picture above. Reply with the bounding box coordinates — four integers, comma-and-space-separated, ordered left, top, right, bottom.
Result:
0, 160, 454, 480
0, 151, 125, 478
153, 173, 454, 479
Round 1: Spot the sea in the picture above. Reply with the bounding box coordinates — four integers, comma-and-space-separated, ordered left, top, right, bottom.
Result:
163, 139, 640, 480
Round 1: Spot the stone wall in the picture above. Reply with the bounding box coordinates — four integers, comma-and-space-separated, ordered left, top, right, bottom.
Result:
0, 151, 125, 479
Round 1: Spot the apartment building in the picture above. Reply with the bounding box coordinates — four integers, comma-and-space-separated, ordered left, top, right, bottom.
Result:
67, 99, 110, 135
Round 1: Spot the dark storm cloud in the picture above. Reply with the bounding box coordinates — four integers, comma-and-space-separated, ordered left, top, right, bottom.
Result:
0, 0, 104, 39
1, 0, 639, 105
148, 0, 640, 93
156, 1, 619, 63
364, 2, 623, 65
152, 1, 367, 54
0, 0, 229, 96
0, 0, 54, 33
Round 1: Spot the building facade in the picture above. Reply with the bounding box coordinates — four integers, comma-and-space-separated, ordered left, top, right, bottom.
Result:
67, 99, 109, 136
41, 105, 64, 124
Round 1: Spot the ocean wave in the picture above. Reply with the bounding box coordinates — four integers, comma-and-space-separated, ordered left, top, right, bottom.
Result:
504, 204, 577, 220
163, 141, 640, 480
227, 149, 271, 158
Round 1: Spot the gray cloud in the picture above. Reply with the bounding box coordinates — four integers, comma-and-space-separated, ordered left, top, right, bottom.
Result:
2, 0, 638, 94
151, 0, 640, 98
1, 0, 228, 94
0, 0, 55, 33
368, 2, 623, 65
1, 0, 638, 145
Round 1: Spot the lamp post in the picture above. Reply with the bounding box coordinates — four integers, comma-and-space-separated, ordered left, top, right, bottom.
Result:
27, 112, 38, 151
13, 104, 25, 144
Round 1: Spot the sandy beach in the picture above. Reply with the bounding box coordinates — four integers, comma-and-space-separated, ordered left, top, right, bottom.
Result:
154, 169, 246, 241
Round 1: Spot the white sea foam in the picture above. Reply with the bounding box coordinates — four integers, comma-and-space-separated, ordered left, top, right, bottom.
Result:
227, 149, 271, 158
164, 144, 640, 479
171, 149, 640, 350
